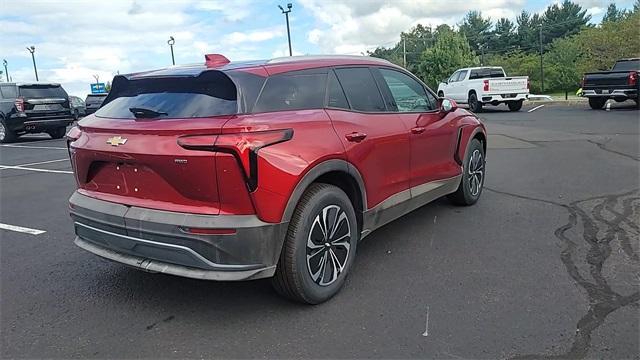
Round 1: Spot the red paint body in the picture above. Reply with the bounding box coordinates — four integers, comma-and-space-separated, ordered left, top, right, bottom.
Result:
69, 56, 485, 225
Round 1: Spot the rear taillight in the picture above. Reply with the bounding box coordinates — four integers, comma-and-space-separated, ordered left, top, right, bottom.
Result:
628, 72, 638, 86
527, 79, 531, 90
581, 76, 586, 88
483, 80, 489, 92
14, 97, 24, 112
178, 129, 293, 190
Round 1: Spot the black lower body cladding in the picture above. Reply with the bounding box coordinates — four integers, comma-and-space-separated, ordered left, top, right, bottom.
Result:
69, 191, 288, 281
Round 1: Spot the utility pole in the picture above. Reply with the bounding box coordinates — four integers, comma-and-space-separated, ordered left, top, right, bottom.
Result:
26, 46, 38, 81
403, 36, 407, 68
278, 4, 293, 56
167, 36, 176, 65
539, 26, 544, 93
2, 59, 8, 82
479, 44, 485, 66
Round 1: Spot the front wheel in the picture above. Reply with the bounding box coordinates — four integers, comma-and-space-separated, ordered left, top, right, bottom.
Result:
272, 183, 358, 304
468, 93, 482, 113
508, 100, 523, 112
588, 97, 606, 110
47, 126, 67, 139
448, 138, 485, 206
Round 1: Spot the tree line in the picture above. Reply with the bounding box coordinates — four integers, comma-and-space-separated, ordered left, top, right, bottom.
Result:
368, 0, 640, 95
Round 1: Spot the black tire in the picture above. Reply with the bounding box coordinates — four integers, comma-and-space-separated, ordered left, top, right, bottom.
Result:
47, 126, 67, 139
73, 109, 80, 121
272, 183, 358, 304
507, 100, 523, 112
438, 91, 444, 98
634, 99, 639, 109
468, 92, 482, 113
0, 118, 16, 144
448, 138, 485, 206
588, 97, 606, 110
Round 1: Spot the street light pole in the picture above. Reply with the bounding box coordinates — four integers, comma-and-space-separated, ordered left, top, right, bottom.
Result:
26, 46, 38, 81
2, 59, 8, 82
278, 3, 293, 56
167, 36, 176, 65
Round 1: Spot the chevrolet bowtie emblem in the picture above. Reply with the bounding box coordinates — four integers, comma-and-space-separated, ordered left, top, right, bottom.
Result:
106, 136, 128, 146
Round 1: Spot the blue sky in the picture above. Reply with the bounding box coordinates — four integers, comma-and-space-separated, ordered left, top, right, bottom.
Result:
0, 0, 634, 97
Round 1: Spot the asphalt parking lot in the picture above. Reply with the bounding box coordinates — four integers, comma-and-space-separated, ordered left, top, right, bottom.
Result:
1, 102, 638, 359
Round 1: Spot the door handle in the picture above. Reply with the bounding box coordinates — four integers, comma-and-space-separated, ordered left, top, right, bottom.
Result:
345, 132, 367, 142
411, 126, 426, 134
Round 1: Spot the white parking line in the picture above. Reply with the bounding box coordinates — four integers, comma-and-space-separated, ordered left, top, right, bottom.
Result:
528, 105, 545, 113
0, 223, 46, 235
13, 158, 69, 167
0, 165, 73, 174
0, 144, 67, 150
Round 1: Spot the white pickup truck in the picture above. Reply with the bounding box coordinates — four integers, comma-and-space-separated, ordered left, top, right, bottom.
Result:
437, 67, 529, 112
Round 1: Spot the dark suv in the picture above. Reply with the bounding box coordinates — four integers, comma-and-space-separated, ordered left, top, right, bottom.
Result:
0, 83, 74, 143
68, 54, 486, 304
84, 93, 108, 115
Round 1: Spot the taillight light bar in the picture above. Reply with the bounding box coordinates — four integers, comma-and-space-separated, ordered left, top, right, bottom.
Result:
483, 79, 489, 92
14, 97, 25, 112
178, 128, 294, 191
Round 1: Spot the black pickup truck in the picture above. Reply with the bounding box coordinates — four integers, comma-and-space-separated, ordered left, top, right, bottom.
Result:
0, 82, 74, 143
582, 58, 639, 109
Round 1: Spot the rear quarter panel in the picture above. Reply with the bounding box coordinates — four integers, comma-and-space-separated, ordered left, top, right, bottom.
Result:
223, 109, 346, 223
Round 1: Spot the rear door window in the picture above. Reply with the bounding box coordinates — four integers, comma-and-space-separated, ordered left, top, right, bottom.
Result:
0, 85, 17, 99
335, 67, 386, 112
253, 70, 327, 113
19, 85, 67, 98
96, 71, 237, 119
326, 70, 349, 109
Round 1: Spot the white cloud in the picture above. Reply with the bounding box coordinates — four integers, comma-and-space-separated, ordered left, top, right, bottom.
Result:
300, 0, 525, 55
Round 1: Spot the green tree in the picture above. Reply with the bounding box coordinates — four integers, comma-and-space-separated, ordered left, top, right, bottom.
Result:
459, 11, 493, 53
545, 36, 584, 97
492, 18, 518, 53
602, 3, 626, 23
416, 30, 478, 89
541, 0, 591, 45
516, 11, 543, 51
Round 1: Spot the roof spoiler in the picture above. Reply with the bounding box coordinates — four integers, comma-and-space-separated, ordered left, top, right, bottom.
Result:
205, 54, 231, 68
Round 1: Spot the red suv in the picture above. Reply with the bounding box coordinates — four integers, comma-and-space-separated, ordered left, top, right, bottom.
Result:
67, 54, 486, 304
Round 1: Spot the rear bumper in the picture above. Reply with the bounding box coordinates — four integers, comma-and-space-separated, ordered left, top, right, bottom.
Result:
69, 191, 288, 281
8, 115, 73, 132
481, 93, 528, 103
583, 89, 637, 98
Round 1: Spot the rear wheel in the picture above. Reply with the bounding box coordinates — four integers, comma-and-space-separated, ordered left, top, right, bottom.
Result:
0, 118, 16, 144
47, 126, 67, 139
508, 100, 523, 112
448, 139, 485, 206
272, 183, 358, 304
588, 97, 606, 110
468, 92, 482, 113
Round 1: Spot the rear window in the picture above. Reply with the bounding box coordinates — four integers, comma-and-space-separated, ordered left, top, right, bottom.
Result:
96, 71, 237, 119
253, 71, 327, 113
612, 60, 639, 71
85, 95, 107, 104
335, 68, 386, 112
469, 68, 505, 80
18, 85, 67, 98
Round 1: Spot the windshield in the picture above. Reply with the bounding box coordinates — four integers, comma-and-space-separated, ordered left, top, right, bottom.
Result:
19, 85, 67, 98
96, 71, 238, 119
612, 60, 639, 71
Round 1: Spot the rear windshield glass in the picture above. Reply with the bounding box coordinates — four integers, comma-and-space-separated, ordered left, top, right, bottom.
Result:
612, 60, 639, 71
85, 95, 107, 104
96, 71, 237, 119
19, 85, 67, 98
469, 68, 505, 80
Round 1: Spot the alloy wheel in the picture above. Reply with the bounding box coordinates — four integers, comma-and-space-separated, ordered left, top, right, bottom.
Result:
0, 122, 5, 141
306, 205, 351, 286
468, 149, 484, 196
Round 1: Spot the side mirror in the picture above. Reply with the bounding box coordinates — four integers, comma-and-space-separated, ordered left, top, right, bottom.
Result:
441, 98, 457, 112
